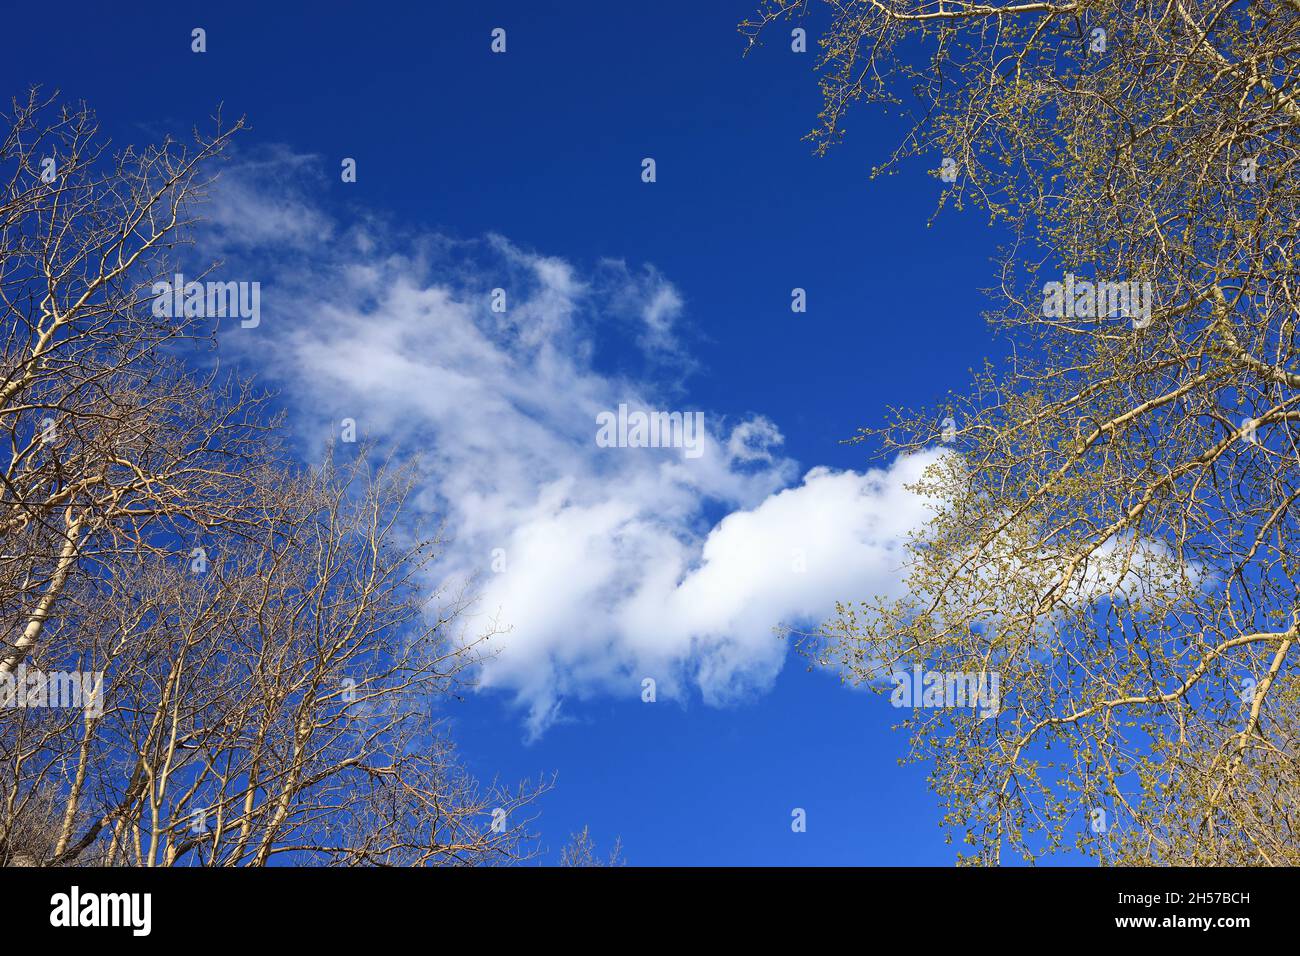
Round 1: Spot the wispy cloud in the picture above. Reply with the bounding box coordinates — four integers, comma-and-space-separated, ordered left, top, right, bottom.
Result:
204, 149, 939, 738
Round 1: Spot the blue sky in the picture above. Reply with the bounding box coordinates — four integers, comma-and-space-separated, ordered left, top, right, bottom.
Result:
4, 1, 1022, 864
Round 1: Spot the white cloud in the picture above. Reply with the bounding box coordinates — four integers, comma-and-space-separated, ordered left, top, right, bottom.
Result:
208, 153, 943, 738
596, 259, 688, 361
202, 146, 335, 252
